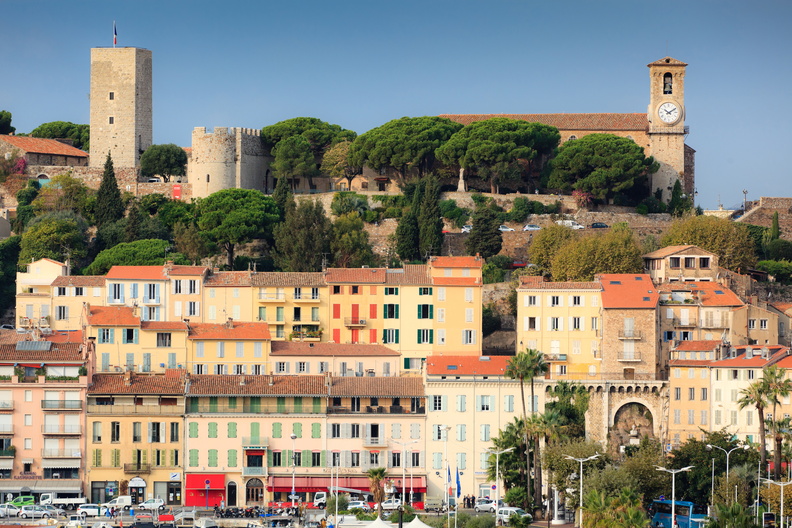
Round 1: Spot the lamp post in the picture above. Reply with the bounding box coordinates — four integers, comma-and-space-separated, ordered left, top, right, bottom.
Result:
707, 444, 749, 502
442, 426, 451, 527
656, 466, 694, 528
564, 454, 600, 528
290, 433, 298, 507
762, 479, 792, 528
392, 439, 418, 506
488, 447, 515, 524
743, 189, 749, 215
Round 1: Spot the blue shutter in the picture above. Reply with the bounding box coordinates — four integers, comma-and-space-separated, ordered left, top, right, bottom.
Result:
131, 283, 138, 299
120, 284, 125, 303
109, 329, 115, 344
134, 329, 139, 344
156, 284, 161, 303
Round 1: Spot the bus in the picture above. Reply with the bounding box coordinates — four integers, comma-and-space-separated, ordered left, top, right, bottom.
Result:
649, 500, 708, 528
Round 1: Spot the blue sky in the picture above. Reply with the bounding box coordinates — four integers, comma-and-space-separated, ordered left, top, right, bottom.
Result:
2, 0, 790, 209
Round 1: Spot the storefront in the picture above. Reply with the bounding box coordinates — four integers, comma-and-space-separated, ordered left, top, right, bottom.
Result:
128, 477, 147, 504
266, 475, 426, 504
0, 479, 83, 501
152, 477, 182, 506
184, 474, 225, 507
90, 480, 119, 504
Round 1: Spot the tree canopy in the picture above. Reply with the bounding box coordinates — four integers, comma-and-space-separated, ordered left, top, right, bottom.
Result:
261, 117, 356, 157
31, 173, 93, 219
0, 110, 15, 135
527, 224, 576, 274
273, 199, 332, 272
320, 140, 360, 187
348, 116, 463, 182
94, 153, 124, 227
271, 135, 317, 189
29, 121, 90, 150
436, 118, 560, 193
465, 203, 502, 258
550, 223, 643, 281
196, 189, 279, 269
547, 134, 658, 202
331, 212, 376, 268
661, 215, 757, 272
140, 144, 188, 182
18, 211, 89, 266
84, 239, 188, 275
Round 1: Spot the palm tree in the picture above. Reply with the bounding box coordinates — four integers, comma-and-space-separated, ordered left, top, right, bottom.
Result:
763, 365, 792, 479
738, 378, 769, 471
582, 489, 610, 528
366, 467, 387, 519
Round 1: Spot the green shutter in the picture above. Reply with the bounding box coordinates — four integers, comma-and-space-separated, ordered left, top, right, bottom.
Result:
251, 422, 260, 439
209, 397, 218, 412
272, 422, 282, 438
112, 449, 120, 468
294, 397, 302, 413
228, 397, 237, 409
208, 422, 218, 438
267, 449, 273, 467
429, 305, 434, 319
430, 329, 434, 344
417, 306, 421, 319
312, 423, 321, 438
294, 422, 302, 438
429, 287, 433, 295
313, 397, 322, 413
141, 450, 147, 464
382, 330, 388, 343
395, 305, 399, 319
228, 422, 237, 438
208, 449, 218, 467
417, 329, 421, 343
170, 450, 176, 467
395, 329, 399, 343
189, 399, 199, 412
302, 449, 310, 467
404, 358, 410, 369
320, 450, 327, 467
189, 422, 198, 438
228, 449, 237, 467
277, 397, 286, 413
250, 397, 261, 413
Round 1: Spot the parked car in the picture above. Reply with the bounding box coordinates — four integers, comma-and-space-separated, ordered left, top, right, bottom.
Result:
590, 222, 609, 228
348, 501, 371, 512
497, 507, 532, 525
137, 498, 165, 511
461, 225, 472, 233
498, 225, 515, 232
0, 504, 20, 517
379, 498, 402, 510
0, 324, 14, 330
474, 499, 504, 513
522, 224, 541, 231
40, 504, 66, 516
76, 504, 103, 517
555, 219, 585, 230
18, 505, 52, 518
100, 495, 132, 511
10, 496, 35, 507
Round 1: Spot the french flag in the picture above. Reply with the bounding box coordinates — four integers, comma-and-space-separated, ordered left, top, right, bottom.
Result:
113, 21, 117, 46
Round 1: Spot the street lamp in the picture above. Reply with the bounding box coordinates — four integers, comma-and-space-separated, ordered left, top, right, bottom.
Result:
762, 479, 792, 528
656, 466, 694, 528
488, 447, 515, 523
707, 443, 750, 502
564, 454, 600, 528
442, 426, 451, 527
290, 433, 298, 507
392, 439, 418, 506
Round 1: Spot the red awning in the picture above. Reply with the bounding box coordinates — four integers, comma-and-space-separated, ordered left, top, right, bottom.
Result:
186, 474, 225, 490
267, 475, 426, 493
245, 450, 266, 456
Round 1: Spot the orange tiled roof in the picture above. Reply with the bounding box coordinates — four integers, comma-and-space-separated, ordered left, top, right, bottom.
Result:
106, 266, 166, 280
771, 302, 792, 314
188, 322, 271, 340
439, 113, 649, 131
325, 268, 386, 284
431, 256, 483, 268
426, 355, 512, 376
599, 274, 658, 308
46, 330, 83, 344
710, 346, 789, 367
642, 245, 715, 259
0, 342, 84, 362
52, 275, 105, 287
251, 272, 325, 287
331, 376, 424, 397
87, 306, 139, 326
517, 275, 601, 290
657, 282, 744, 307
187, 374, 328, 396
384, 265, 431, 285
0, 330, 20, 345
270, 342, 399, 357
0, 135, 88, 157
204, 271, 252, 287
89, 371, 187, 394
432, 277, 480, 286
674, 340, 722, 352
669, 359, 712, 367
141, 321, 187, 331
168, 266, 209, 276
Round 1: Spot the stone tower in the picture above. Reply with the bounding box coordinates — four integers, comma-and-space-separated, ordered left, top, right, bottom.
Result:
89, 47, 152, 168
647, 57, 688, 200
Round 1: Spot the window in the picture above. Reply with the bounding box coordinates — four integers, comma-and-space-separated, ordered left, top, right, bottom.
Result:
480, 424, 491, 441
670, 257, 680, 268
688, 388, 695, 401
685, 257, 696, 269
383, 304, 399, 319
132, 422, 142, 442
111, 422, 120, 442
56, 306, 68, 320
673, 409, 680, 424
551, 296, 560, 306
417, 329, 433, 344
527, 295, 537, 306
383, 329, 399, 344
700, 257, 710, 268
701, 388, 708, 401
156, 333, 172, 347
417, 305, 433, 319
761, 319, 768, 330
385, 287, 398, 295
477, 395, 492, 411
293, 452, 302, 466
331, 424, 341, 438
276, 362, 287, 373
551, 317, 560, 331
170, 422, 179, 442
187, 302, 199, 316
572, 317, 581, 330
419, 287, 433, 296
391, 451, 401, 468
98, 328, 114, 344
312, 452, 322, 467
688, 410, 695, 425
674, 387, 681, 400
271, 452, 282, 467
572, 295, 581, 306
109, 92, 114, 100
432, 395, 446, 411
748, 319, 756, 330
462, 330, 476, 345
351, 424, 360, 438
109, 116, 114, 124
92, 422, 102, 442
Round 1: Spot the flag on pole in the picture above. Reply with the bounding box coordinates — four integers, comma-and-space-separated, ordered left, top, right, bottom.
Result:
447, 466, 452, 496
113, 21, 117, 46
456, 467, 461, 498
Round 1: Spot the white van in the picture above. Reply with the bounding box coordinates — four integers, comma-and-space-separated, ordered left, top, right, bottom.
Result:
100, 496, 132, 511
555, 219, 585, 230
497, 507, 532, 525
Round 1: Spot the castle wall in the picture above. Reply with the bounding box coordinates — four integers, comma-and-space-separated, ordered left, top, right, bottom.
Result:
188, 127, 268, 199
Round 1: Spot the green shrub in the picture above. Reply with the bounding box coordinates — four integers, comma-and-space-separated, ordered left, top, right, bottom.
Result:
483, 262, 506, 284
635, 204, 649, 215
362, 210, 380, 223
471, 192, 488, 206
757, 260, 792, 282
530, 200, 546, 214
331, 192, 369, 216
508, 197, 532, 222
383, 206, 403, 219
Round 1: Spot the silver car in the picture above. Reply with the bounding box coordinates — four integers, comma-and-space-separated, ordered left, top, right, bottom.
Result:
18, 505, 52, 518
0, 504, 20, 517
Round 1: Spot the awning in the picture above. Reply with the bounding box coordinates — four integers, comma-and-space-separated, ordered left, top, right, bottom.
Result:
0, 459, 12, 470
21, 458, 34, 464
267, 475, 426, 493
186, 474, 225, 490
42, 459, 81, 469
0, 479, 81, 493
129, 477, 147, 488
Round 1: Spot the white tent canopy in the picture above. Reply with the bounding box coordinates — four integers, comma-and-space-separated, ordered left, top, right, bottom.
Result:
406, 517, 434, 528
366, 517, 394, 528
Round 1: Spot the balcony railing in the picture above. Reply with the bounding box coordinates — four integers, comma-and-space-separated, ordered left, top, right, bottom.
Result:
188, 402, 322, 414
242, 437, 269, 448
124, 463, 151, 474
672, 318, 696, 328
326, 405, 424, 415
544, 353, 567, 362
258, 293, 286, 301
0, 425, 12, 435
344, 317, 367, 327
42, 449, 81, 458
86, 404, 182, 415
0, 401, 13, 411
292, 294, 320, 303
0, 449, 15, 457
618, 330, 643, 340
617, 353, 643, 362
42, 424, 82, 435
42, 400, 83, 410
546, 371, 662, 381
242, 466, 267, 476
363, 437, 388, 448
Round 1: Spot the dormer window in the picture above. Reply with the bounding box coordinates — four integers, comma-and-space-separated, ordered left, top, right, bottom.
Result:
663, 73, 673, 94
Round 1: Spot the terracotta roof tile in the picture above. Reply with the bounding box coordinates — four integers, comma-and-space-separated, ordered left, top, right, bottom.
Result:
141, 321, 187, 331
657, 282, 744, 307
711, 346, 789, 367
426, 355, 512, 376
770, 303, 792, 315
89, 371, 187, 395
330, 376, 424, 397
250, 272, 325, 287
270, 342, 399, 357
669, 359, 712, 367
87, 306, 140, 326
106, 266, 165, 280
0, 135, 88, 157
168, 266, 209, 276
45, 330, 83, 344
325, 268, 386, 284
384, 266, 431, 285
642, 245, 715, 259
599, 274, 658, 308
187, 374, 328, 396
204, 271, 252, 287
188, 322, 271, 340
52, 275, 105, 287
439, 113, 648, 131
673, 340, 722, 352
517, 275, 601, 290
0, 330, 20, 345
0, 342, 84, 362
431, 256, 483, 269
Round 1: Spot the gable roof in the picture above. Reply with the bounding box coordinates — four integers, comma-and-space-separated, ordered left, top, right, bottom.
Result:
188, 322, 271, 340
674, 340, 722, 352
710, 346, 789, 367
106, 266, 166, 280
87, 306, 139, 326
204, 271, 252, 287
324, 268, 387, 284
439, 113, 648, 131
89, 371, 187, 395
517, 275, 601, 291
52, 275, 105, 287
599, 274, 658, 308
270, 342, 399, 357
430, 256, 483, 269
250, 272, 325, 287
167, 265, 209, 277
0, 135, 88, 157
657, 282, 744, 307
384, 265, 431, 285
426, 355, 512, 376
0, 342, 84, 362
330, 376, 424, 397
187, 374, 328, 396
642, 245, 716, 259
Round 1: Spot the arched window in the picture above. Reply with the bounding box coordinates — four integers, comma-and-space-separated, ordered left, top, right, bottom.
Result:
206, 174, 210, 183
663, 73, 673, 94
567, 135, 577, 141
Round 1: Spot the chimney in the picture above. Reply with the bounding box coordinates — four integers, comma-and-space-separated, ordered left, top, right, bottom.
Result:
268, 374, 274, 386
226, 318, 234, 329
239, 376, 246, 386
183, 318, 191, 332
124, 370, 133, 386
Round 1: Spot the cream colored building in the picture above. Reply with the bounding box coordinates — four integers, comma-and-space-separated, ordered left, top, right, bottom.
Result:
643, 245, 719, 284
667, 340, 720, 448
16, 258, 69, 331
250, 272, 328, 341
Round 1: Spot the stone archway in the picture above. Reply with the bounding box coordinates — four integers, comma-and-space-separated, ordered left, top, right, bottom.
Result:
245, 478, 264, 505
610, 401, 654, 455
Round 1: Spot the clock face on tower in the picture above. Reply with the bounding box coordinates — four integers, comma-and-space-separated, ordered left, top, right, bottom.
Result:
658, 102, 680, 124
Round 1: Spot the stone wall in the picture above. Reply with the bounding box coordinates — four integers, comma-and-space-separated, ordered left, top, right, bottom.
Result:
737, 196, 792, 239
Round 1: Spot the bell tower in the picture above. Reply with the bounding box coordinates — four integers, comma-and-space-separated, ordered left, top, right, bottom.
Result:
647, 57, 688, 201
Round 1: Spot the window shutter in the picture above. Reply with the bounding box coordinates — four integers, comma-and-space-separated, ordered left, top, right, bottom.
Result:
312, 423, 321, 438
302, 449, 310, 467
395, 329, 399, 343
228, 423, 237, 438
174, 302, 182, 317
441, 395, 447, 411
189, 422, 198, 438
395, 305, 399, 319
429, 329, 434, 344
429, 305, 434, 319
228, 449, 237, 467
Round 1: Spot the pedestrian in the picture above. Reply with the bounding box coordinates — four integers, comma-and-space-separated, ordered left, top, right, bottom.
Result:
221, 499, 225, 510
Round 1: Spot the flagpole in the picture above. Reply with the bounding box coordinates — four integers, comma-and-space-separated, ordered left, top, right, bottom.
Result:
113, 21, 117, 48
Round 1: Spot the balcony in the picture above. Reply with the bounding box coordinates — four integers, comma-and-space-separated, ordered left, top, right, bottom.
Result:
289, 331, 322, 342
42, 400, 83, 410
142, 296, 161, 306
86, 404, 182, 415
292, 294, 320, 303
0, 401, 13, 411
258, 293, 285, 302
124, 463, 151, 474
344, 317, 367, 327
41, 449, 81, 458
0, 425, 13, 435
242, 466, 267, 477
617, 352, 643, 362
242, 437, 269, 449
189, 402, 321, 414
363, 436, 388, 448
544, 353, 567, 362
0, 449, 15, 458
327, 405, 424, 415
42, 424, 82, 435
618, 330, 643, 340
672, 318, 696, 328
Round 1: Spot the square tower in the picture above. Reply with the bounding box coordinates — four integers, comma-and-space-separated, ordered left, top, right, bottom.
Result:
89, 47, 152, 168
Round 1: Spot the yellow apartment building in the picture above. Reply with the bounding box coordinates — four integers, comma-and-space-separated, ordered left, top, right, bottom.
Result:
50, 275, 106, 332
185, 321, 271, 375
86, 371, 187, 505
269, 341, 401, 377
203, 271, 256, 325
251, 272, 327, 341
667, 340, 719, 448
16, 258, 68, 331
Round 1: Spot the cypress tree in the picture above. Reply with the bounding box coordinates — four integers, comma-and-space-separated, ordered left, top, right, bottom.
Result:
124, 202, 142, 243
418, 176, 444, 258
272, 176, 293, 220
771, 211, 781, 240
466, 204, 502, 258
395, 208, 420, 262
95, 153, 124, 227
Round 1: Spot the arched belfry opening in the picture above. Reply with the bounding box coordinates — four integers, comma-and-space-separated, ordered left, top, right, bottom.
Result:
663, 72, 673, 94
